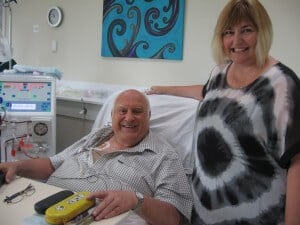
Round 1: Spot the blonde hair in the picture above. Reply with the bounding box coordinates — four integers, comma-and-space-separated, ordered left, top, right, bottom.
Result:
211, 0, 273, 67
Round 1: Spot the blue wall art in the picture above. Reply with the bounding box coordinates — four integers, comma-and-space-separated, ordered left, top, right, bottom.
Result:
101, 0, 185, 60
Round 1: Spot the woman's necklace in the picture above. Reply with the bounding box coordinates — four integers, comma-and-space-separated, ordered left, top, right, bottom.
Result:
230, 72, 259, 88
228, 65, 264, 88
228, 57, 275, 89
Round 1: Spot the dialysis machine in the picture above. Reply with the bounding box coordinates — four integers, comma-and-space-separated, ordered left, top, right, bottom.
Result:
0, 74, 56, 162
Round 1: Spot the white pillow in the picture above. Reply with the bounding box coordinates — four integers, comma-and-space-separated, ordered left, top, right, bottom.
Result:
92, 91, 199, 174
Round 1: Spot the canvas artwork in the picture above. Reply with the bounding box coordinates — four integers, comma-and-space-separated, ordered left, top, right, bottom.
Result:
101, 0, 185, 60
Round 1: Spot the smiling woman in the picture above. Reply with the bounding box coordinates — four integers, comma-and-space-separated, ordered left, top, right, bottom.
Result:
146, 1, 300, 225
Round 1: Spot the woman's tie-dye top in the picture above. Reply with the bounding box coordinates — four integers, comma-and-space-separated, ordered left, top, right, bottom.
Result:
192, 62, 300, 225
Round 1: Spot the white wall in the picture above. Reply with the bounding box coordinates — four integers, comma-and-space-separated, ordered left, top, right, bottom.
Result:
7, 0, 300, 87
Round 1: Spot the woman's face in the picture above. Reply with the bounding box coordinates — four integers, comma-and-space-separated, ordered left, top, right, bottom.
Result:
222, 20, 257, 66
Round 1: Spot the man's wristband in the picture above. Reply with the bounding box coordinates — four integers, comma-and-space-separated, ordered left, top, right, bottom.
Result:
132, 192, 144, 211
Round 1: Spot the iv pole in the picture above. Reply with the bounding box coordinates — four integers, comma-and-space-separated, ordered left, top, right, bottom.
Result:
2, 0, 17, 69
0, 0, 16, 163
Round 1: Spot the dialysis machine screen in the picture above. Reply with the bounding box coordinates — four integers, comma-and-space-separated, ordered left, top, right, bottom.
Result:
0, 81, 52, 112
0, 75, 56, 162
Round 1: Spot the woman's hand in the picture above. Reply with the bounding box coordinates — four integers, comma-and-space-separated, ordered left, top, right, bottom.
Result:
145, 86, 162, 95
87, 190, 137, 221
285, 153, 300, 225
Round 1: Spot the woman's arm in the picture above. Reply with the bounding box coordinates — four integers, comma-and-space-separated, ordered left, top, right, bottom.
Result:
285, 153, 300, 225
138, 194, 181, 225
146, 85, 204, 100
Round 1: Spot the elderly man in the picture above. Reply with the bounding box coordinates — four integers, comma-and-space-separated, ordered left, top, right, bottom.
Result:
0, 89, 192, 225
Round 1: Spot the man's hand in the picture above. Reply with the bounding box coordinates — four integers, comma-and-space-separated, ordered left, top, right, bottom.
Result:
87, 190, 137, 221
0, 162, 18, 183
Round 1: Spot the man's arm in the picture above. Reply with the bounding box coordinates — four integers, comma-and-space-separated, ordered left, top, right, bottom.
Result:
88, 190, 181, 225
0, 158, 54, 183
285, 153, 300, 225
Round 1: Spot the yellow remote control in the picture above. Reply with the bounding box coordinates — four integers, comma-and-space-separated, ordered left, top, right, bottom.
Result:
45, 191, 95, 225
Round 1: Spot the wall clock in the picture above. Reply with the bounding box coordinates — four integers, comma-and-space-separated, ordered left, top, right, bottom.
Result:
47, 6, 63, 27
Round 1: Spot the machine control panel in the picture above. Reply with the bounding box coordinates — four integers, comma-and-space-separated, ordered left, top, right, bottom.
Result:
0, 81, 52, 112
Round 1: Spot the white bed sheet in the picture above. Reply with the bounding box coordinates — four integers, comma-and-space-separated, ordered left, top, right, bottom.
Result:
92, 91, 199, 174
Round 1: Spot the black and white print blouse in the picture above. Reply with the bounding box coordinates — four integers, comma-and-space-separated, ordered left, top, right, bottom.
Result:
192, 62, 300, 225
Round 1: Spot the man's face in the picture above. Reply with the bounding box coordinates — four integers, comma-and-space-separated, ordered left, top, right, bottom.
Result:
111, 90, 150, 147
